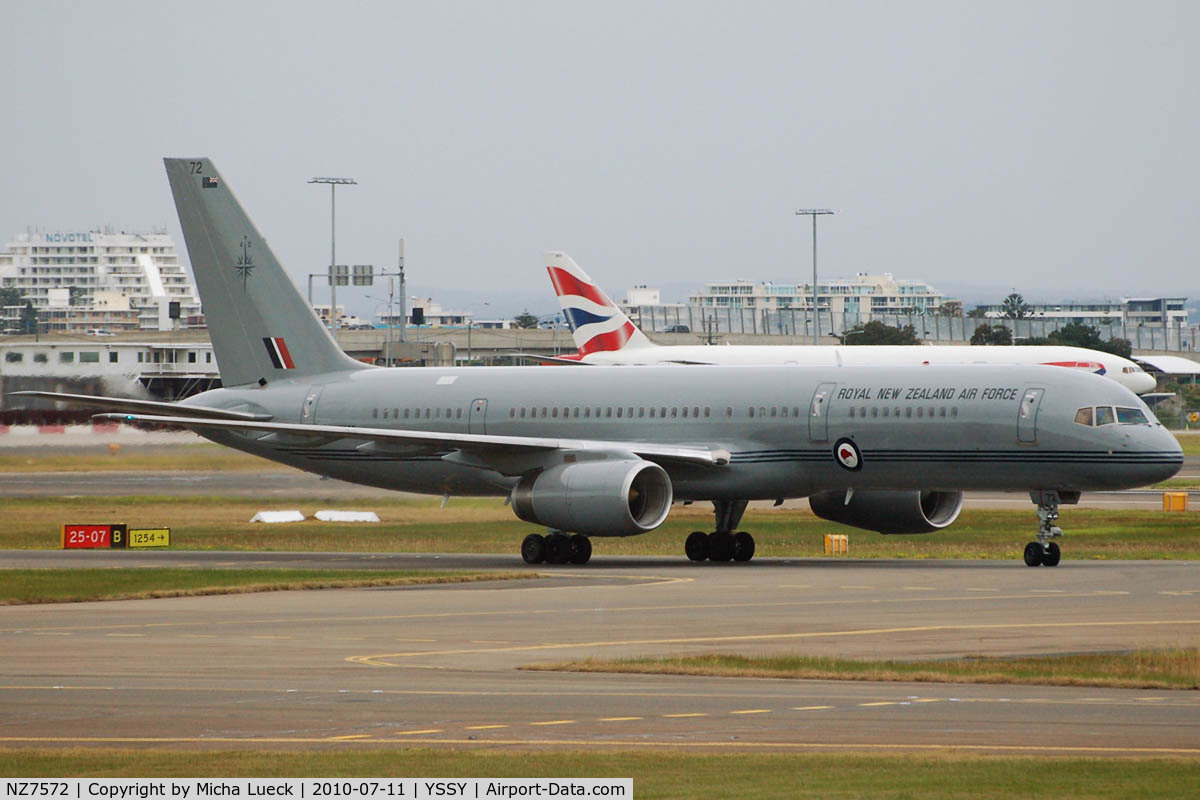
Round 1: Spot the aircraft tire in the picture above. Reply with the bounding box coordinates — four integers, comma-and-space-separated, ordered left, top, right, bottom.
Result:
1042, 542, 1061, 567
1023, 542, 1043, 567
545, 533, 571, 565
521, 534, 547, 565
708, 531, 735, 562
732, 531, 755, 562
568, 534, 592, 564
685, 531, 709, 562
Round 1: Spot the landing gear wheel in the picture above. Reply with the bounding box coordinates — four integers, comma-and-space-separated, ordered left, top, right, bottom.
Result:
521, 533, 546, 565
1027, 491, 1068, 567
568, 534, 592, 564
1023, 542, 1043, 567
1042, 542, 1061, 567
685, 531, 709, 562
732, 531, 756, 562
708, 531, 735, 562
545, 533, 571, 565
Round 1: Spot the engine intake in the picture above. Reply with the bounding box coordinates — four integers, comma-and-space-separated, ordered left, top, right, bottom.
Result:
512, 459, 673, 537
809, 489, 964, 534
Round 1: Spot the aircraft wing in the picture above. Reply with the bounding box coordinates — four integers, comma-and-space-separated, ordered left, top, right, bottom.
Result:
94, 413, 730, 472
7, 391, 274, 421
505, 353, 589, 365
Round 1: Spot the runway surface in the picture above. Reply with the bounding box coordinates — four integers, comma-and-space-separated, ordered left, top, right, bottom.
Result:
2, 553, 1198, 755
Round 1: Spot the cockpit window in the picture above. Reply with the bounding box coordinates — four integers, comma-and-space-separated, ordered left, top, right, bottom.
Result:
1075, 405, 1153, 427
1116, 406, 1149, 425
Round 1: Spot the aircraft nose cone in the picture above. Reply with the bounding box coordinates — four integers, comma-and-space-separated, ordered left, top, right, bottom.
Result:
1133, 373, 1157, 394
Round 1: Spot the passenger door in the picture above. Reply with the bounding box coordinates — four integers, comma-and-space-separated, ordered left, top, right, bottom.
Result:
469, 398, 488, 434
809, 382, 836, 443
1017, 388, 1044, 443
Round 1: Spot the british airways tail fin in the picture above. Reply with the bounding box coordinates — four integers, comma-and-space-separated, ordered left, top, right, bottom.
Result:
545, 251, 652, 356
164, 158, 370, 387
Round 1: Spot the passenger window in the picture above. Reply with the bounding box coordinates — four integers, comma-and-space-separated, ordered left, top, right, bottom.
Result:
510, 409, 516, 418
404, 409, 410, 419
552, 408, 558, 418
770, 407, 777, 418
704, 407, 711, 418
939, 407, 946, 418
606, 408, 613, 418
372, 408, 378, 419
383, 409, 390, 419
793, 407, 800, 417
681, 407, 688, 418
1095, 406, 1115, 426
1074, 407, 1093, 426
694, 406, 701, 418
639, 408, 646, 418
870, 407, 878, 418
950, 407, 957, 418
615, 407, 622, 418
662, 407, 668, 418
628, 407, 634, 417
1116, 407, 1148, 425
520, 408, 526, 418
748, 407, 755, 418
859, 407, 866, 418
425, 408, 431, 418
917, 407, 924, 418
882, 407, 889, 418
905, 407, 912, 418
584, 408, 591, 418
849, 407, 856, 418
573, 408, 580, 418
726, 407, 733, 418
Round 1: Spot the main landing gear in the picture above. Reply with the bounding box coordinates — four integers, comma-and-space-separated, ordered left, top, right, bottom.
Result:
685, 500, 756, 563
521, 532, 591, 565
1022, 490, 1078, 567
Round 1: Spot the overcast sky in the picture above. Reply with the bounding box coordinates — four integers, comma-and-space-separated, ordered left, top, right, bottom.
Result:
2, 1, 1196, 318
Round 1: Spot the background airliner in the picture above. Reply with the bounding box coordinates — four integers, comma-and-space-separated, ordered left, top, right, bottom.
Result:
544, 252, 1157, 395
11, 159, 1181, 570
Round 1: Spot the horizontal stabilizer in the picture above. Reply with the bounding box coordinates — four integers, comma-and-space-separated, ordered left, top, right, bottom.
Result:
7, 391, 273, 421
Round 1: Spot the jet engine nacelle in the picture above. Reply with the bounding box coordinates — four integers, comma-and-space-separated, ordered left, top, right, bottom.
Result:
809, 489, 964, 534
512, 459, 673, 537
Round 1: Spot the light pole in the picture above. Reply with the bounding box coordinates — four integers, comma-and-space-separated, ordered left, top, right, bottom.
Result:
796, 208, 833, 345
308, 176, 357, 331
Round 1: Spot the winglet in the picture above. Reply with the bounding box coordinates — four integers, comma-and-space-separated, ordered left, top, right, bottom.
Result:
545, 251, 653, 356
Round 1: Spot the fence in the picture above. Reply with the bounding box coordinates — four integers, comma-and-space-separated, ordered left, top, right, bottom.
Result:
628, 306, 1200, 352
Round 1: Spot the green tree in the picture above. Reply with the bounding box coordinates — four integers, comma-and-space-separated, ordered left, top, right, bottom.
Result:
0, 287, 22, 307
840, 320, 921, 345
1000, 292, 1032, 319
19, 302, 38, 334
970, 324, 1013, 345
512, 310, 540, 329
1045, 322, 1133, 359
966, 307, 988, 319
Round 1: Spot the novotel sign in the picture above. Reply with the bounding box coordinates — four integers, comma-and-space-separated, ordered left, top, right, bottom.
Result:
40, 232, 95, 243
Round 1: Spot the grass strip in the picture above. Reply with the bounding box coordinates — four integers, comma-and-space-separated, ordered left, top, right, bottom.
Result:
529, 649, 1200, 690
0, 568, 530, 605
0, 749, 1197, 798
3, 496, 1198, 560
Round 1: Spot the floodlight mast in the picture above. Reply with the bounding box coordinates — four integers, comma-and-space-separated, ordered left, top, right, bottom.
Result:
795, 208, 834, 345
308, 177, 357, 331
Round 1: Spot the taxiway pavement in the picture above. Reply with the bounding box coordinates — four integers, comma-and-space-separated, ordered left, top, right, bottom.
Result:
1, 554, 1197, 755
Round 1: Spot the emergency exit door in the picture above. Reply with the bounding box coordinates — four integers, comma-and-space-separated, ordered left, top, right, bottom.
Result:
1017, 388, 1044, 443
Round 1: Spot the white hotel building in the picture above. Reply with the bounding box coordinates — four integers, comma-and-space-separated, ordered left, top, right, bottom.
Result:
0, 229, 202, 332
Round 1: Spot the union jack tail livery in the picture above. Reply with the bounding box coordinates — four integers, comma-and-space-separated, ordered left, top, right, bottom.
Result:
546, 252, 652, 356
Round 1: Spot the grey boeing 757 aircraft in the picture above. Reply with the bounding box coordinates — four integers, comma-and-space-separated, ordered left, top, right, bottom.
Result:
12, 158, 1183, 567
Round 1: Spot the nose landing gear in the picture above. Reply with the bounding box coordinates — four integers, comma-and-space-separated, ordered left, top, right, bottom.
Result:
1024, 490, 1077, 567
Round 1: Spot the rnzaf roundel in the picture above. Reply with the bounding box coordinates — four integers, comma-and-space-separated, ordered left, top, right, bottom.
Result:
547, 264, 637, 356
834, 437, 862, 471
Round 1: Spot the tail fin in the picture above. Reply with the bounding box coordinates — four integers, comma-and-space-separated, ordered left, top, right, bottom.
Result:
545, 251, 652, 356
164, 158, 370, 387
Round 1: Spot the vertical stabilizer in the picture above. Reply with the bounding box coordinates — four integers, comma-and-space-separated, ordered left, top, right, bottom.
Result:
164, 158, 369, 386
545, 251, 652, 355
